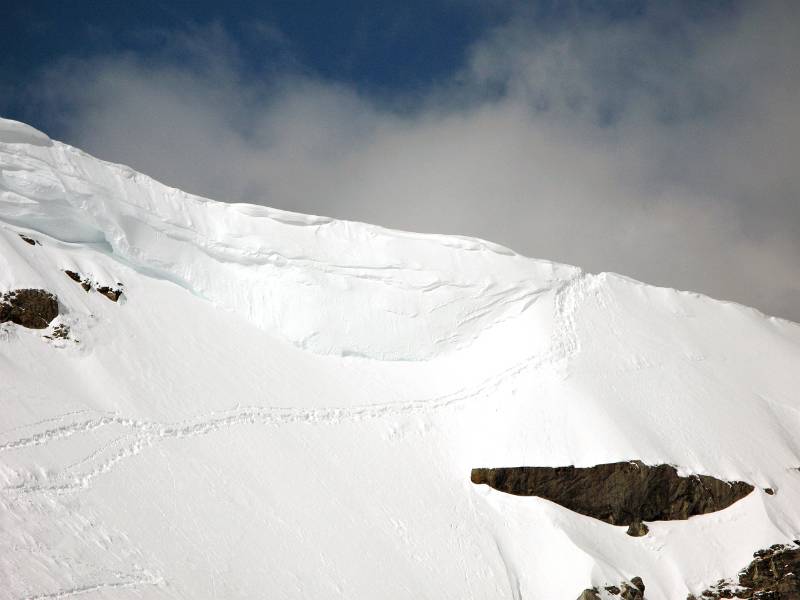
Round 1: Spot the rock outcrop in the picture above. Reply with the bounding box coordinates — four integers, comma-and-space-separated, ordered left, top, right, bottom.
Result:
0, 289, 59, 329
65, 270, 92, 292
44, 323, 70, 340
689, 544, 800, 599
626, 520, 649, 537
471, 461, 753, 531
65, 270, 123, 300
97, 285, 123, 302
578, 577, 646, 600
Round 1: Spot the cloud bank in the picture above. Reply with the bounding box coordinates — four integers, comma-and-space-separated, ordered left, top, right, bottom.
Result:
25, 2, 800, 321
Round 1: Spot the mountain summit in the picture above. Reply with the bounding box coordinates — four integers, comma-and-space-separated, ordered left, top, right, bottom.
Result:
2, 117, 799, 599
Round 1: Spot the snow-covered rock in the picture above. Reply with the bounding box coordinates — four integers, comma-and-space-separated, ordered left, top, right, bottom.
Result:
1, 116, 799, 599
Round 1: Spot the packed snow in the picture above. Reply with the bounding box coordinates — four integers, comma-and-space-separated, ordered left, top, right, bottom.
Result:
1, 117, 799, 599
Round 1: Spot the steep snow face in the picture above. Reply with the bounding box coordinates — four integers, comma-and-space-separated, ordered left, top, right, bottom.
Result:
0, 117, 578, 360
1, 117, 800, 600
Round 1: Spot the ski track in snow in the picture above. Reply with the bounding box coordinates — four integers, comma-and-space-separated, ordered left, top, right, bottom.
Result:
0, 275, 589, 498
22, 575, 165, 600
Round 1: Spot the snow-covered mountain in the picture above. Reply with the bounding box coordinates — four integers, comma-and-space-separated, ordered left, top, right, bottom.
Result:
1, 116, 799, 600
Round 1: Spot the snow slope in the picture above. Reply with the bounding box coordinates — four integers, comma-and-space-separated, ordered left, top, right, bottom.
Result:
1, 117, 799, 599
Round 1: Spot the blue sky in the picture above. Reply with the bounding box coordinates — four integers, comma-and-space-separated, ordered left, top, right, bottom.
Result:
3, 0, 735, 129
3, 1, 799, 321
4, 1, 502, 115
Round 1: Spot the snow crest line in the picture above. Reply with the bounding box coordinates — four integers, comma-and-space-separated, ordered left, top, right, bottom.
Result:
1, 143, 582, 361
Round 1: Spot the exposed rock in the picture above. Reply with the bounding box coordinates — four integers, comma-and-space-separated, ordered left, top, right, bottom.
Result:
621, 587, 644, 600
65, 270, 92, 292
578, 578, 646, 600
48, 324, 70, 339
64, 271, 123, 300
44, 323, 75, 343
626, 520, 649, 537
765, 487, 775, 495
19, 234, 38, 246
689, 543, 800, 599
97, 285, 123, 302
471, 461, 753, 527
625, 578, 646, 600
0, 289, 59, 329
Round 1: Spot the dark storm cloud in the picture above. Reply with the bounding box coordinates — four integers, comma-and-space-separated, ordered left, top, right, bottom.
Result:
24, 2, 800, 321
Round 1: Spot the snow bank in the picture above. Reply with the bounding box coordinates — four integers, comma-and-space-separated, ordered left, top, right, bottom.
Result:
0, 131, 578, 360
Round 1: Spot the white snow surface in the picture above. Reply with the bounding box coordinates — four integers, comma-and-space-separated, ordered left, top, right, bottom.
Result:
1, 117, 799, 599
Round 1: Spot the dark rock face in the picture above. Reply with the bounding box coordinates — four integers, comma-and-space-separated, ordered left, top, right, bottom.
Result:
0, 289, 59, 329
65, 270, 92, 292
97, 285, 123, 302
46, 323, 70, 340
19, 234, 38, 246
629, 578, 646, 598
578, 577, 646, 600
626, 520, 649, 537
690, 544, 800, 599
471, 461, 753, 527
64, 271, 123, 300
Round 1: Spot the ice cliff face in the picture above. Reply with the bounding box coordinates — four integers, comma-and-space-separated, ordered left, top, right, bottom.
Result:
1, 117, 800, 599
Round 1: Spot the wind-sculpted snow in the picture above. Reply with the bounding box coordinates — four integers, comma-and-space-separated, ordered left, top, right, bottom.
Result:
0, 119, 52, 147
0, 117, 578, 360
2, 118, 800, 599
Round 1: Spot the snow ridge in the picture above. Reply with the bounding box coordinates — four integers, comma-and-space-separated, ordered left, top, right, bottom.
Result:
0, 118, 579, 360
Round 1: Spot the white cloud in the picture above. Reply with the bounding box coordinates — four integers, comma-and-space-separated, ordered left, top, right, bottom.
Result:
27, 2, 800, 321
